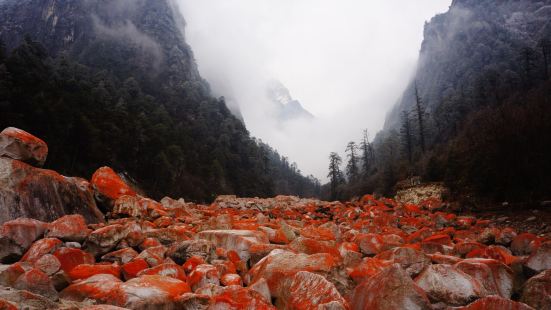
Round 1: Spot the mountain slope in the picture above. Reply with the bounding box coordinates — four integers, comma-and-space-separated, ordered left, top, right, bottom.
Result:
0, 0, 319, 202
359, 0, 551, 204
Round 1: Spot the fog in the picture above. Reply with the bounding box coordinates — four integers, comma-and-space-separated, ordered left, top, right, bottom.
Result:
175, 0, 451, 181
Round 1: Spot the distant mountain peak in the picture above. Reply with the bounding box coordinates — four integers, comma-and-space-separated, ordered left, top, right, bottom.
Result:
266, 80, 314, 122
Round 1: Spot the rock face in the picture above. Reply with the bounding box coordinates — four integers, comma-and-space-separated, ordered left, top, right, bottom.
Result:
0, 157, 104, 225
0, 127, 48, 167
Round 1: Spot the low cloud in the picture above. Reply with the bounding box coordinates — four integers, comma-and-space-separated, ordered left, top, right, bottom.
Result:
175, 0, 451, 181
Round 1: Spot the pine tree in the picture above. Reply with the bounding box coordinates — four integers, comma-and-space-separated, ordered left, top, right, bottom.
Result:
360, 129, 374, 177
345, 141, 359, 182
327, 152, 344, 200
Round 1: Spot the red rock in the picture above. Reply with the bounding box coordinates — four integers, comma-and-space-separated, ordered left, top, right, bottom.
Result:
137, 263, 187, 282
122, 258, 149, 280
351, 264, 432, 310
0, 263, 29, 286
511, 233, 539, 256
430, 253, 462, 264
81, 306, 129, 310
354, 233, 384, 256
85, 224, 128, 256
195, 230, 269, 262
278, 271, 348, 309
221, 273, 243, 286
183, 256, 206, 273
455, 241, 486, 257
520, 268, 551, 309
406, 227, 433, 244
0, 298, 17, 310
0, 127, 48, 167
249, 243, 287, 266
60, 274, 126, 306
45, 214, 91, 242
113, 195, 166, 219
101, 247, 139, 264
458, 295, 534, 310
91, 166, 136, 202
20, 237, 62, 263
524, 241, 551, 274
210, 286, 274, 309
300, 225, 337, 241
455, 258, 514, 298
121, 275, 191, 308
13, 268, 57, 299
414, 264, 484, 306
496, 228, 518, 246
53, 247, 95, 273
423, 233, 452, 246
0, 159, 104, 225
145, 226, 191, 244
33, 254, 61, 275
346, 257, 393, 284
139, 237, 163, 250
248, 250, 340, 298
68, 263, 121, 281
0, 218, 47, 262
375, 246, 430, 277
188, 264, 220, 290
289, 236, 341, 257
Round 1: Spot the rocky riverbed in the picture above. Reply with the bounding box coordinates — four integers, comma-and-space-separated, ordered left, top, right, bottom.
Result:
0, 127, 550, 309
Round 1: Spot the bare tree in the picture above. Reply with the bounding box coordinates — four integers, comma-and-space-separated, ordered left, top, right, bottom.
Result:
360, 129, 374, 176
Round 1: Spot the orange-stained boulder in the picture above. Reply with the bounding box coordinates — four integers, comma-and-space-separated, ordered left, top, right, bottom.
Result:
85, 224, 128, 256
524, 241, 551, 274
137, 263, 187, 282
195, 230, 269, 262
166, 239, 216, 265
33, 254, 61, 276
278, 271, 348, 310
121, 258, 149, 280
0, 298, 17, 310
457, 295, 534, 310
414, 264, 484, 306
188, 264, 220, 291
455, 258, 514, 298
511, 233, 539, 256
289, 236, 340, 257
121, 275, 191, 309
20, 238, 62, 263
91, 166, 136, 204
210, 285, 275, 309
68, 263, 121, 281
13, 268, 57, 299
0, 159, 104, 225
53, 247, 95, 273
354, 233, 384, 256
346, 257, 392, 284
248, 250, 340, 298
520, 268, 551, 309
45, 214, 91, 242
221, 273, 243, 286
351, 264, 431, 310
0, 218, 47, 262
60, 274, 126, 306
0, 127, 48, 167
101, 247, 139, 264
375, 246, 431, 277
113, 195, 167, 220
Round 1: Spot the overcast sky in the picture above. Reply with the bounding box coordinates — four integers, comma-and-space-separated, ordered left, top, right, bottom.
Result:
175, 0, 451, 181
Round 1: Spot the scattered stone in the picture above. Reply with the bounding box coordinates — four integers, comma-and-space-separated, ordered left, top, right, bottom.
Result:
0, 127, 48, 167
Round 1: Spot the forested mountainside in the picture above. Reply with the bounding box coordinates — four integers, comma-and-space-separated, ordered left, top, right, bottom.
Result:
0, 0, 320, 202
333, 0, 551, 205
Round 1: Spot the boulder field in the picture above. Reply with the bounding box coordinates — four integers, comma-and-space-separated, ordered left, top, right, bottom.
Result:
0, 128, 549, 309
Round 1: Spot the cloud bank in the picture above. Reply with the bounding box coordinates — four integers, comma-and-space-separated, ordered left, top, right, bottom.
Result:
175, 0, 451, 181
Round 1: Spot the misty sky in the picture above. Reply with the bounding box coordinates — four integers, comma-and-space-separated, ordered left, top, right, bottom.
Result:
175, 0, 451, 181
